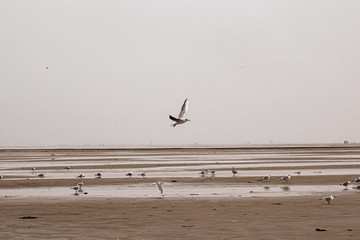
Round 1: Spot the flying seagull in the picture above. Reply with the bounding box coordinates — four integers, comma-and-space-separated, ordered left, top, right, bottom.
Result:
169, 99, 190, 127
153, 182, 164, 195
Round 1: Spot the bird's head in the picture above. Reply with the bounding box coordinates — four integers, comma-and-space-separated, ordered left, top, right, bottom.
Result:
185, 119, 190, 122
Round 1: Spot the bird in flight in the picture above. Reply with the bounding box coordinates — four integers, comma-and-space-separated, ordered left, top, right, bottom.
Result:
169, 99, 190, 127
153, 182, 164, 195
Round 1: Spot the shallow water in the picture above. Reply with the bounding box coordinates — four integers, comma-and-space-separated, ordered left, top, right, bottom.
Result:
0, 183, 352, 199
1, 147, 360, 198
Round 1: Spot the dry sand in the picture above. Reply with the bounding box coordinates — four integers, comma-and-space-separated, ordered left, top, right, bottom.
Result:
0, 146, 360, 239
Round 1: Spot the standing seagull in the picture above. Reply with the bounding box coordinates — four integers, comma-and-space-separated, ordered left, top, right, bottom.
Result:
169, 99, 190, 127
320, 195, 334, 204
38, 173, 45, 178
280, 174, 291, 182
340, 181, 351, 190
232, 167, 238, 176
353, 177, 360, 184
153, 182, 164, 196
262, 175, 271, 181
77, 174, 85, 179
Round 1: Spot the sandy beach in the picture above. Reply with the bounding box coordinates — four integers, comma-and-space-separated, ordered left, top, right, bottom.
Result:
0, 145, 360, 239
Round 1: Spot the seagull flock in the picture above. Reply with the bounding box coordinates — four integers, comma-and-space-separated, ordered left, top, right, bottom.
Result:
26, 161, 360, 200
2, 99, 355, 201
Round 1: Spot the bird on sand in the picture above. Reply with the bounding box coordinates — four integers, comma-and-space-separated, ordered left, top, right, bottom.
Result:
139, 172, 147, 178
262, 175, 271, 181
320, 195, 334, 204
38, 173, 45, 178
353, 177, 360, 184
169, 99, 190, 127
340, 181, 351, 190
153, 182, 164, 195
95, 172, 102, 178
77, 182, 84, 192
77, 174, 85, 179
126, 172, 133, 178
71, 186, 80, 195
232, 167, 238, 176
280, 174, 291, 182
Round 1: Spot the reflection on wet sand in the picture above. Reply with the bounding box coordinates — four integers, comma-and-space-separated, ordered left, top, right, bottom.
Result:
0, 145, 360, 198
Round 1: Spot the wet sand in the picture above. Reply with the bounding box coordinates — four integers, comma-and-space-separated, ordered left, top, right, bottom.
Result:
0, 145, 360, 239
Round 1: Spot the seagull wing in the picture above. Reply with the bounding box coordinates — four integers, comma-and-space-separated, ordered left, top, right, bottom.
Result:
155, 182, 163, 194
178, 99, 188, 119
157, 184, 163, 194
169, 115, 179, 122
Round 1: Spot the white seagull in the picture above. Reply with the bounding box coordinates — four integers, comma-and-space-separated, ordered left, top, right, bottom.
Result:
262, 175, 271, 181
71, 186, 80, 195
38, 173, 45, 178
139, 172, 147, 178
77, 182, 84, 192
169, 99, 190, 127
321, 195, 334, 204
77, 174, 85, 179
280, 174, 291, 182
232, 167, 238, 176
153, 182, 164, 195
340, 181, 351, 189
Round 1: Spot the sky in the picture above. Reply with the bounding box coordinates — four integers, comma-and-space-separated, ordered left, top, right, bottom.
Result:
1, 0, 360, 147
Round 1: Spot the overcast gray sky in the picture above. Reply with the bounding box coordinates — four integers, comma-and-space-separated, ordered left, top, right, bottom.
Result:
1, 0, 360, 146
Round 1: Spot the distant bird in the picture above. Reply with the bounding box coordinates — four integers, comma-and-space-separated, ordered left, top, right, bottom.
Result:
0, 175, 3, 179
199, 170, 206, 176
353, 177, 360, 184
138, 172, 146, 178
77, 174, 85, 179
77, 182, 84, 192
353, 185, 360, 190
294, 171, 301, 175
169, 99, 190, 127
95, 172, 102, 178
38, 173, 45, 178
232, 167, 238, 176
262, 175, 271, 181
321, 195, 334, 204
126, 172, 133, 178
280, 174, 291, 182
71, 186, 80, 195
153, 182, 164, 195
65, 166, 70, 170
210, 170, 216, 175
32, 167, 36, 171
340, 181, 351, 189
